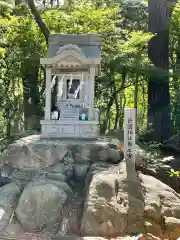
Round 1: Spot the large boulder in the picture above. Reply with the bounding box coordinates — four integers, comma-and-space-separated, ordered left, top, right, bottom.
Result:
165, 217, 180, 239
15, 179, 72, 233
162, 134, 180, 153
0, 135, 121, 170
0, 135, 67, 169
99, 148, 121, 164
134, 145, 149, 168
1, 222, 23, 238
0, 183, 21, 232
81, 161, 180, 239
18, 234, 161, 240
81, 162, 144, 237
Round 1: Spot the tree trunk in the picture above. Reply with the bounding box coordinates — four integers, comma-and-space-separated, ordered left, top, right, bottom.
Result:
27, 0, 50, 44
23, 67, 40, 131
119, 69, 126, 129
15, 0, 26, 5
100, 88, 115, 133
134, 78, 138, 131
114, 93, 120, 130
148, 0, 176, 142
171, 51, 180, 134
140, 80, 147, 127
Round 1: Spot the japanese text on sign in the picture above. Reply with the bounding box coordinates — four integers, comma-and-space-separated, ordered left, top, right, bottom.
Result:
124, 108, 136, 166
126, 117, 133, 160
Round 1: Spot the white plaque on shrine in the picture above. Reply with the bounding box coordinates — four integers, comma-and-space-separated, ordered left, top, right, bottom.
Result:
124, 108, 136, 167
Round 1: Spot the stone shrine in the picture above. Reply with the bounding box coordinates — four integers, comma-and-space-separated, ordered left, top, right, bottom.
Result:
40, 34, 101, 138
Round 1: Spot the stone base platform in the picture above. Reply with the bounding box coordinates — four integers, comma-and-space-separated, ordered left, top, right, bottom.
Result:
0, 135, 121, 170
40, 120, 99, 138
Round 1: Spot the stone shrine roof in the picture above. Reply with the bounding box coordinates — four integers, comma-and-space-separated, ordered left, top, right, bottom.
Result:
47, 34, 101, 59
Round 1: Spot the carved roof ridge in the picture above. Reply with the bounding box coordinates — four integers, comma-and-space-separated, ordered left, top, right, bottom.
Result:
56, 44, 85, 57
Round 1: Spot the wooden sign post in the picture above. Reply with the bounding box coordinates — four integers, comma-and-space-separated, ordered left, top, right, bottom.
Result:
124, 108, 136, 172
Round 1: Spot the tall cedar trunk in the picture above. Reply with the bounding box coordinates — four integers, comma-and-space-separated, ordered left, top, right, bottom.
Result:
114, 92, 120, 129
113, 82, 120, 130
119, 68, 126, 129
134, 78, 138, 131
141, 80, 146, 126
100, 89, 115, 133
23, 68, 40, 131
148, 0, 176, 142
173, 51, 180, 133
15, 0, 25, 4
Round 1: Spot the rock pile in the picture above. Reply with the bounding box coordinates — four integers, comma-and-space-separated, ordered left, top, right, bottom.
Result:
0, 135, 179, 240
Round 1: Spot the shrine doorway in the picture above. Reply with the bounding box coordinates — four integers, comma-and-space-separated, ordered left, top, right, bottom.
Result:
66, 79, 80, 99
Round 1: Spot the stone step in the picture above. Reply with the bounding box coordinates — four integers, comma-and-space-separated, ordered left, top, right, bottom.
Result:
60, 115, 79, 118
62, 107, 79, 110
61, 112, 79, 116
60, 113, 79, 117
61, 111, 79, 115
60, 117, 79, 120
61, 109, 78, 111
60, 112, 79, 116
60, 113, 79, 116
61, 111, 79, 113
62, 109, 78, 111
59, 117, 79, 121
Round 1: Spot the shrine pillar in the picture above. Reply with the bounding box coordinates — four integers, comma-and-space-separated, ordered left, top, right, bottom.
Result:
88, 66, 95, 120
45, 66, 52, 120
83, 73, 89, 108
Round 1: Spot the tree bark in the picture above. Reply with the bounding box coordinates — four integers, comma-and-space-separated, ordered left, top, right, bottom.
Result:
148, 0, 176, 142
134, 77, 138, 131
114, 95, 120, 129
23, 67, 40, 131
172, 51, 180, 134
119, 69, 126, 129
15, 0, 26, 5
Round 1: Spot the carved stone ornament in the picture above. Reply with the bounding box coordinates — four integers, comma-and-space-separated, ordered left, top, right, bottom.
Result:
55, 55, 82, 67
56, 44, 85, 57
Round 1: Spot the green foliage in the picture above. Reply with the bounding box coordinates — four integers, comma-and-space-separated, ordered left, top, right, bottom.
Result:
0, 1, 13, 18
0, 48, 5, 56
169, 169, 180, 177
